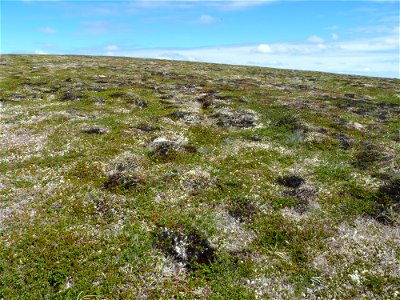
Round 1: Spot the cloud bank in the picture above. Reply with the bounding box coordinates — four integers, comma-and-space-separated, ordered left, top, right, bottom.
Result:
95, 33, 398, 78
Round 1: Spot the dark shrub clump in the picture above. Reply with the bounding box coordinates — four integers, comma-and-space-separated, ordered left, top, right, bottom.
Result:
103, 173, 144, 191
277, 175, 305, 188
155, 227, 216, 270
353, 142, 384, 170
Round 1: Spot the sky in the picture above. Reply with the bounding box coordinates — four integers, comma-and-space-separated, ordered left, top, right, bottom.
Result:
1, 0, 399, 78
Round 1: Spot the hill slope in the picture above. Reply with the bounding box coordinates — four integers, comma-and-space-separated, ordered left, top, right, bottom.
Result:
1, 55, 399, 298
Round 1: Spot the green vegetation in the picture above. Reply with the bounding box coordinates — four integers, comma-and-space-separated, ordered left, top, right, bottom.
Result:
0, 55, 399, 299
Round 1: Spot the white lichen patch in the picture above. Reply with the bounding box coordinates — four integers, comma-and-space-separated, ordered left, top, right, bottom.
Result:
150, 131, 188, 147
180, 167, 214, 195
184, 100, 202, 113
305, 131, 331, 143
244, 275, 296, 299
0, 128, 48, 153
215, 139, 292, 161
176, 112, 204, 125
154, 189, 189, 205
113, 107, 132, 114
311, 217, 400, 295
349, 121, 365, 131
280, 201, 321, 222
211, 107, 260, 128
106, 152, 145, 173
240, 140, 291, 155
209, 210, 255, 252
350, 172, 382, 189
0, 197, 36, 231
155, 254, 187, 280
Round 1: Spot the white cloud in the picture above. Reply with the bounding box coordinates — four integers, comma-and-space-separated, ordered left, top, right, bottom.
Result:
256, 44, 272, 53
307, 35, 325, 43
133, 0, 274, 11
34, 50, 47, 55
264, 43, 329, 54
214, 0, 275, 10
338, 36, 398, 52
41, 26, 56, 34
332, 33, 339, 40
105, 45, 119, 51
104, 45, 119, 56
199, 14, 216, 24
99, 33, 398, 78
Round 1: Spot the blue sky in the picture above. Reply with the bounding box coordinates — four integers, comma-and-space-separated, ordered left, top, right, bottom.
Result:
1, 1, 399, 78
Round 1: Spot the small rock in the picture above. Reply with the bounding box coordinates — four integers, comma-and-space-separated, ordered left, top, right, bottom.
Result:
352, 122, 365, 130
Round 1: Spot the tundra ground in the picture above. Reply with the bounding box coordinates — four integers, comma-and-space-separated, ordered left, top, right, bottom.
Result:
0, 55, 399, 299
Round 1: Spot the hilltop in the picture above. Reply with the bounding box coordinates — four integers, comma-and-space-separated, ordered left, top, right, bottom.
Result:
0, 55, 399, 298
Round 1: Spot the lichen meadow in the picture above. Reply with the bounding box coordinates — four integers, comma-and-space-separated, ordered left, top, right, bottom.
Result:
0, 55, 399, 299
